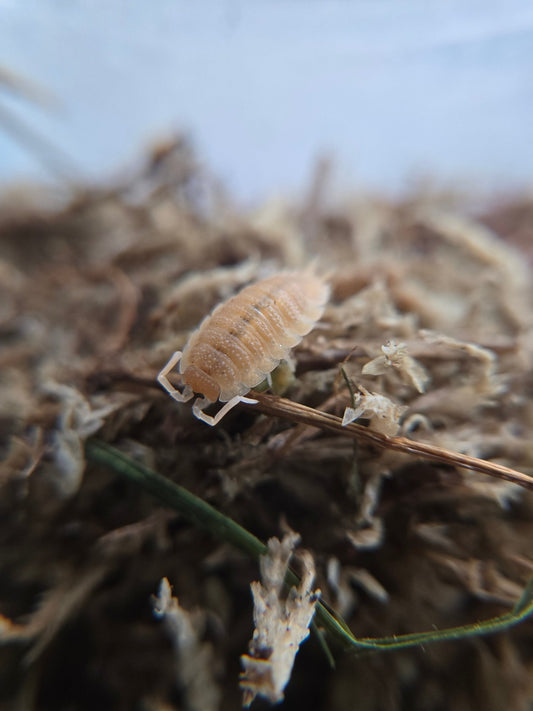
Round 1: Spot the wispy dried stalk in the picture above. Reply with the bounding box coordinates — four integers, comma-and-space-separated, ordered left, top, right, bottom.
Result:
251, 391, 533, 492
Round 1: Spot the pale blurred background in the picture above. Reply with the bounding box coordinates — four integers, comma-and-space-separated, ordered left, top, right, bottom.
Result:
1, 0, 532, 202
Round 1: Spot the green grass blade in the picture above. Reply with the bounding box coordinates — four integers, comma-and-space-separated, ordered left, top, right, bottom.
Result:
85, 439, 533, 656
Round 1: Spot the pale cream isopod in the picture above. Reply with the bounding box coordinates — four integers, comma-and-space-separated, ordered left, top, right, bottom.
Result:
157, 268, 329, 425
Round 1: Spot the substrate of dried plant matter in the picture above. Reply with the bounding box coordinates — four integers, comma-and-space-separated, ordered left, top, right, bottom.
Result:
0, 140, 533, 710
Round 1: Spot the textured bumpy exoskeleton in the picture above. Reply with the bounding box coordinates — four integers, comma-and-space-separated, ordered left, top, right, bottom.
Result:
157, 268, 329, 425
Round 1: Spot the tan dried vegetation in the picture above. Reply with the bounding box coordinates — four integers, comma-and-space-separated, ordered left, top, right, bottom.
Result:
0, 139, 533, 710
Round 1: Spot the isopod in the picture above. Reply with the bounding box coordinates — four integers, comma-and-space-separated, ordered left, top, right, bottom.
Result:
157, 268, 329, 425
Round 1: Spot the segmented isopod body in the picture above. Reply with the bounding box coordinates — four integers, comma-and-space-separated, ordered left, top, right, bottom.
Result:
157, 268, 329, 425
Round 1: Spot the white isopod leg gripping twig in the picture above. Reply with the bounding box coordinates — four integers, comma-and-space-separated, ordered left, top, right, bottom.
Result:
157, 351, 194, 403
192, 394, 258, 427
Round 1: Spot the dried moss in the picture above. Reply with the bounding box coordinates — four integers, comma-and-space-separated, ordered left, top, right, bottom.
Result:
1, 140, 532, 710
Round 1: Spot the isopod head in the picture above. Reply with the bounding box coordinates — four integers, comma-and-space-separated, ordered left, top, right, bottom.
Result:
182, 365, 220, 403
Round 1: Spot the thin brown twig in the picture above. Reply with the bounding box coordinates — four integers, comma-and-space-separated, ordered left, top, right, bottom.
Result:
87, 369, 533, 492
250, 391, 533, 492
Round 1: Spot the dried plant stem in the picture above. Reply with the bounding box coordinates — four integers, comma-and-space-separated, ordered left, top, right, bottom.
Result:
251, 392, 533, 491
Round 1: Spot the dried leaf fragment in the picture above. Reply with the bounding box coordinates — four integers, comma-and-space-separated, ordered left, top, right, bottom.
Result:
420, 331, 502, 395
362, 340, 430, 393
342, 385, 407, 435
240, 532, 320, 707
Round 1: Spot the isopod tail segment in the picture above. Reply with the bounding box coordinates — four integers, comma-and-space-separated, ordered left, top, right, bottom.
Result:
157, 350, 258, 426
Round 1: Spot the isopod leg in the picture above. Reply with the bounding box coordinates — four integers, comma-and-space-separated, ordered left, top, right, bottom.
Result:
157, 351, 194, 403
192, 394, 259, 426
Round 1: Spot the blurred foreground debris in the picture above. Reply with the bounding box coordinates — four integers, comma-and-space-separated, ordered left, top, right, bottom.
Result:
152, 577, 220, 711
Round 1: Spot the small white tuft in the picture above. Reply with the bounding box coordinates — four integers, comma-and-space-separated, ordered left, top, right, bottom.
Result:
362, 340, 430, 393
342, 386, 407, 436
240, 532, 320, 707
